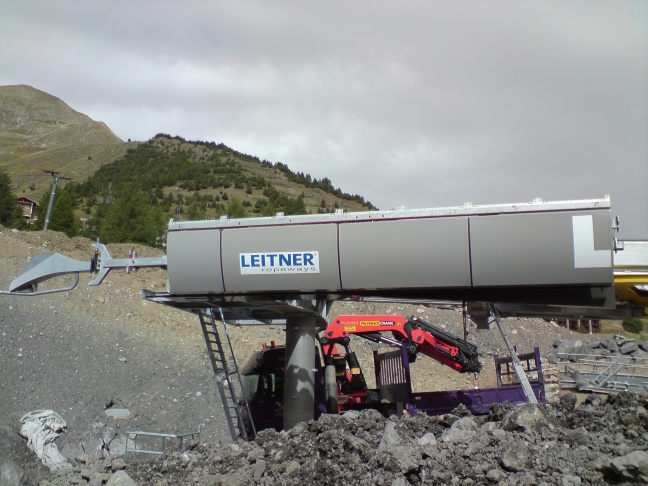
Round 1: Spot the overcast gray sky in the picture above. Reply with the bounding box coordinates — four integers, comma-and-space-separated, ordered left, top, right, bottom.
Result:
1, 1, 646, 239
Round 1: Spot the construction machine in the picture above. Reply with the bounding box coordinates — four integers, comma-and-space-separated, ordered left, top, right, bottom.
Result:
239, 314, 545, 434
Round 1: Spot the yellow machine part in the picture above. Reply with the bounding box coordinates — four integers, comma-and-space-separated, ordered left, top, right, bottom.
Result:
614, 266, 648, 312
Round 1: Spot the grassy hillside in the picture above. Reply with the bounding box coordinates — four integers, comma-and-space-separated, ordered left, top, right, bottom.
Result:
66, 136, 375, 245
70, 134, 374, 241
0, 84, 131, 197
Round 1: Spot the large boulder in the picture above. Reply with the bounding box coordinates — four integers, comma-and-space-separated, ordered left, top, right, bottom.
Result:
620, 341, 640, 355
606, 450, 648, 483
501, 404, 551, 433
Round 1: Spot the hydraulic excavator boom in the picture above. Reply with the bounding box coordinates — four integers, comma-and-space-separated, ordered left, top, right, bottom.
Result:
322, 314, 482, 373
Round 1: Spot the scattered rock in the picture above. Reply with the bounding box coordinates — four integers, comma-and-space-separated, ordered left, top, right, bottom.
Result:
106, 470, 138, 485
607, 450, 648, 483
378, 421, 401, 449
500, 439, 531, 472
620, 341, 640, 355
104, 409, 131, 420
253, 459, 266, 481
501, 404, 550, 433
0, 457, 21, 486
417, 432, 437, 447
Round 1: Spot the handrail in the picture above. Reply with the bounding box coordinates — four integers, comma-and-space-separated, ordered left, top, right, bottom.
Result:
125, 428, 200, 458
0, 273, 80, 296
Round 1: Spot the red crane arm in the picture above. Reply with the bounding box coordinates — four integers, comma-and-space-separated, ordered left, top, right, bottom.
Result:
323, 315, 481, 373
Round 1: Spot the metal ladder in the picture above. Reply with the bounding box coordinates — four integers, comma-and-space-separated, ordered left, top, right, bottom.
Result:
489, 305, 538, 404
589, 360, 624, 388
198, 308, 255, 442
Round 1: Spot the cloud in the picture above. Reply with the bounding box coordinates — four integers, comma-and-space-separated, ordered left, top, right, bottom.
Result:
1, 0, 646, 238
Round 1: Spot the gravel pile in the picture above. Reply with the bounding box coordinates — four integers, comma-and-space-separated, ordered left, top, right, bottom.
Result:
27, 392, 648, 486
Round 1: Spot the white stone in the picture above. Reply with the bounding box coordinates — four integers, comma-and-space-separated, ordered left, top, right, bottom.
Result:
104, 408, 131, 420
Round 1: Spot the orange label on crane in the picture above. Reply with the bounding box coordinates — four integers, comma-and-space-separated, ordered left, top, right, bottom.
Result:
344, 326, 356, 332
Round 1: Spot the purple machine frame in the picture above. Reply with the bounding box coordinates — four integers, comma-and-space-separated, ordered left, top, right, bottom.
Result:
375, 346, 546, 416
243, 344, 546, 433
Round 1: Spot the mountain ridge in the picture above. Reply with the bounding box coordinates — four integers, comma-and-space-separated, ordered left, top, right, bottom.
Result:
0, 84, 130, 193
0, 85, 374, 222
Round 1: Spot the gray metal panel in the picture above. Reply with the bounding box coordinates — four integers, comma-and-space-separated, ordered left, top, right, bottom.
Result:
339, 217, 471, 289
168, 196, 611, 231
163, 199, 614, 302
470, 210, 613, 287
167, 229, 224, 293
221, 224, 340, 292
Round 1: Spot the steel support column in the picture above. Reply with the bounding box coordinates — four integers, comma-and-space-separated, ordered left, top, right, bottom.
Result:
283, 314, 316, 430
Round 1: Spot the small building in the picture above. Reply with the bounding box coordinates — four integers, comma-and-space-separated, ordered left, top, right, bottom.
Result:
17, 196, 38, 224
556, 318, 601, 334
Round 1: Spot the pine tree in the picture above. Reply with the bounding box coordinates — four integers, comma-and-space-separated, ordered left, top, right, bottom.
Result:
227, 198, 247, 218
33, 185, 53, 230
99, 184, 164, 246
0, 169, 22, 227
48, 191, 79, 238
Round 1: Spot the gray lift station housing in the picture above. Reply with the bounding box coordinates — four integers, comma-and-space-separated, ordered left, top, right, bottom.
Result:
165, 197, 615, 309
0, 195, 622, 435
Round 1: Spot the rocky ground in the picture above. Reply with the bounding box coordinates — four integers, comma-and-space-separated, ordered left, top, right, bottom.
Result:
1, 227, 646, 485
57, 394, 648, 486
